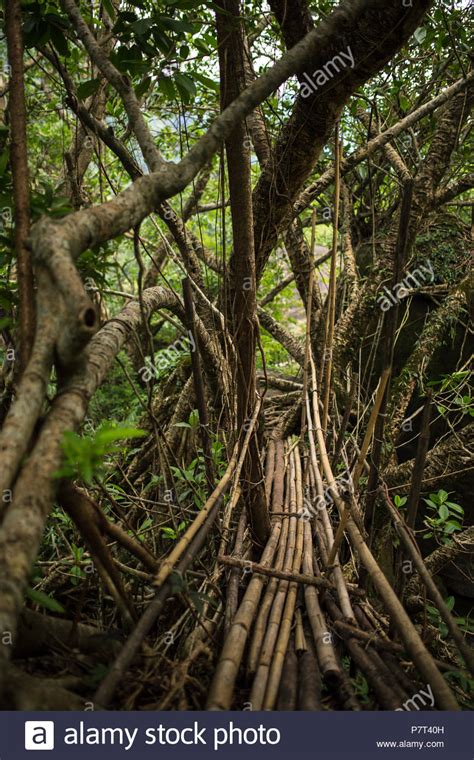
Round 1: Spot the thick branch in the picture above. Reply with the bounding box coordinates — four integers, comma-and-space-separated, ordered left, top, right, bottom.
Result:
5, 0, 35, 373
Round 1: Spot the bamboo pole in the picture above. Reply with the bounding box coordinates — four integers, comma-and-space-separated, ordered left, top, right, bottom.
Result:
206, 521, 282, 709
345, 517, 460, 710
321, 124, 341, 433
406, 394, 432, 529
249, 450, 298, 708
325, 598, 404, 710
305, 395, 355, 621
264, 450, 306, 708
223, 488, 245, 635
395, 394, 432, 601
327, 367, 390, 567
218, 555, 364, 594
248, 457, 290, 673
305, 348, 460, 710
298, 628, 323, 710
264, 439, 276, 506
301, 208, 317, 437
352, 368, 391, 490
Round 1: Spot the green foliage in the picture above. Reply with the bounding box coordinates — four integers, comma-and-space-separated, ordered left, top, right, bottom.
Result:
351, 672, 371, 704
427, 597, 473, 640
414, 221, 469, 285
161, 520, 186, 540
167, 570, 218, 616
87, 353, 145, 428
394, 494, 407, 509
55, 423, 146, 484
137, 516, 153, 537
428, 371, 473, 419
170, 411, 227, 509
422, 490, 464, 545
65, 543, 92, 585
443, 669, 474, 709
21, 1, 71, 57
342, 656, 371, 705
174, 408, 200, 431
26, 587, 65, 613
30, 181, 72, 220
151, 342, 191, 382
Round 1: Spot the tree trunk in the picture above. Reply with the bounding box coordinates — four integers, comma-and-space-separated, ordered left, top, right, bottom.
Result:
217, 0, 270, 544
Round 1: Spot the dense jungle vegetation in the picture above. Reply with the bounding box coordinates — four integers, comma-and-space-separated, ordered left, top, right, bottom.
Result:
0, 0, 472, 711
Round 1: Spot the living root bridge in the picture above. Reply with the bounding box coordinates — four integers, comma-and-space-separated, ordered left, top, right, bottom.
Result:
93, 402, 466, 711
207, 395, 463, 710
0, 0, 471, 714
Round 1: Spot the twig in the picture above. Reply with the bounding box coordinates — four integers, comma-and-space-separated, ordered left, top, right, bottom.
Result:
218, 555, 365, 594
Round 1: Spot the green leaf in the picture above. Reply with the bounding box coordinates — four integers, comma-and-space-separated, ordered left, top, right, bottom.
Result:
0, 316, 12, 330
102, 0, 116, 20
135, 76, 152, 98
174, 71, 196, 102
77, 78, 101, 99
414, 27, 427, 44
27, 588, 65, 613
438, 504, 449, 521
131, 18, 154, 36
194, 72, 219, 92
0, 151, 9, 176
188, 409, 199, 429
394, 495, 407, 508
138, 517, 153, 533
162, 17, 195, 34
399, 95, 409, 111
50, 26, 69, 57
151, 29, 173, 55
158, 75, 176, 100
95, 426, 146, 444
444, 522, 461, 534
